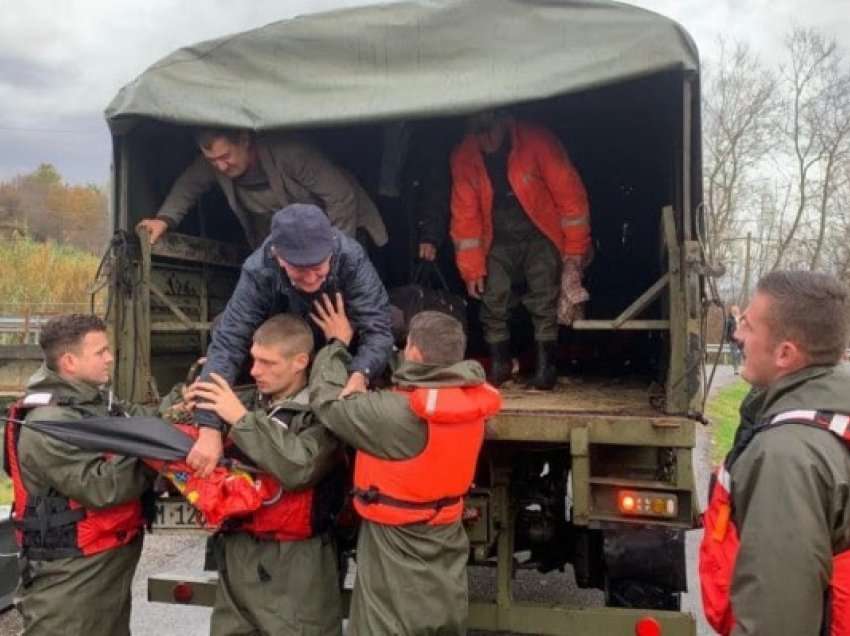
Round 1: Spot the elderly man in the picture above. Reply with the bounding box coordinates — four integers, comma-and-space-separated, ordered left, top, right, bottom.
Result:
187, 203, 393, 476
699, 270, 850, 636
136, 127, 387, 249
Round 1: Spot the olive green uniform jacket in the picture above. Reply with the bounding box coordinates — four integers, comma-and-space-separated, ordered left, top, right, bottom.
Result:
210, 386, 343, 636
729, 365, 850, 636
310, 341, 486, 636
15, 366, 159, 636
155, 132, 388, 249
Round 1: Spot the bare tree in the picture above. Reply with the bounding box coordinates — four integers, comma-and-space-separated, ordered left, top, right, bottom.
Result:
810, 69, 850, 269
702, 39, 778, 267
771, 28, 847, 270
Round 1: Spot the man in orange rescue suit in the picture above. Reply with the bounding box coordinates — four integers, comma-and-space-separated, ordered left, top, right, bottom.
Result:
450, 110, 591, 390
699, 270, 850, 636
309, 299, 502, 635
187, 313, 343, 636
4, 314, 158, 635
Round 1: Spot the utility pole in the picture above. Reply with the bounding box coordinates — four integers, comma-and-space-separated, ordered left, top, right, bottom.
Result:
740, 232, 752, 306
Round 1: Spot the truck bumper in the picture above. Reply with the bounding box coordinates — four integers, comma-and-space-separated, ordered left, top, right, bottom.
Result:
469, 601, 696, 635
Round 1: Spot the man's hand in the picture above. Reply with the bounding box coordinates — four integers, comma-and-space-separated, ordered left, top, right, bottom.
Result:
310, 292, 354, 346
466, 277, 485, 299
136, 218, 169, 245
189, 373, 248, 426
186, 427, 223, 478
340, 371, 368, 398
418, 242, 437, 261
562, 257, 590, 304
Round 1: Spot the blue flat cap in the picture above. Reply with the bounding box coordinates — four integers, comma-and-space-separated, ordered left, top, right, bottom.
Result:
269, 203, 334, 267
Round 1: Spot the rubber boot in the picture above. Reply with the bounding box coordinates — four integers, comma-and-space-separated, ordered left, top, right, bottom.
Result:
487, 341, 512, 386
527, 341, 557, 390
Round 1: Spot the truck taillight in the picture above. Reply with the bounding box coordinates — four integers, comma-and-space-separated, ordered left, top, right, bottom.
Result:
635, 616, 661, 636
172, 582, 194, 604
617, 490, 678, 519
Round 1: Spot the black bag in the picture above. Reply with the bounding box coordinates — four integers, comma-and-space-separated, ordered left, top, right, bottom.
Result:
388, 261, 468, 342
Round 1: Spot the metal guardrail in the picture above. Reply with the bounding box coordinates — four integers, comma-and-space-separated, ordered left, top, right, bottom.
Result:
0, 316, 50, 332
0, 316, 51, 345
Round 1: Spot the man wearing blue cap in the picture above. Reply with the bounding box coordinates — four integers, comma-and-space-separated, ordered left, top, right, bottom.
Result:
186, 203, 394, 474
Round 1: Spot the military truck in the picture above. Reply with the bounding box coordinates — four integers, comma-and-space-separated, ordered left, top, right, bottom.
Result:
104, 1, 705, 633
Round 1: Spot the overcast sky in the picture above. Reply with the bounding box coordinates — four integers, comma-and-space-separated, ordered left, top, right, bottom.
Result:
2, 0, 849, 185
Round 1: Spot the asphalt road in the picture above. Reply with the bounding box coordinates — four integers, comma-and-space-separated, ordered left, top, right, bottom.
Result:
0, 367, 737, 636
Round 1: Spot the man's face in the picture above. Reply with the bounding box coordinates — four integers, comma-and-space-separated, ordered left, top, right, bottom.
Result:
475, 118, 509, 154
275, 256, 331, 294
249, 342, 305, 397
61, 330, 114, 386
736, 292, 783, 387
201, 135, 254, 179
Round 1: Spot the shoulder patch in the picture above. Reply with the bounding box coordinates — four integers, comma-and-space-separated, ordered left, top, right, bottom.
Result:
22, 392, 53, 407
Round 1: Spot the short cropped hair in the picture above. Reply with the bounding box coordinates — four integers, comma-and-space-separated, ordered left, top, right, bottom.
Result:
407, 311, 466, 365
192, 127, 248, 150
39, 314, 107, 371
757, 270, 850, 365
253, 314, 314, 357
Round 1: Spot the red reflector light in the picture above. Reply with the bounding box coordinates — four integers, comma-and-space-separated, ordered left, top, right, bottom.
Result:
635, 616, 662, 636
619, 494, 636, 513
172, 582, 194, 604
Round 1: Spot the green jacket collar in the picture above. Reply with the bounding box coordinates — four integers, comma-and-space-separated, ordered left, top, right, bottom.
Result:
740, 364, 850, 425
393, 359, 486, 389
265, 385, 310, 413
25, 364, 105, 405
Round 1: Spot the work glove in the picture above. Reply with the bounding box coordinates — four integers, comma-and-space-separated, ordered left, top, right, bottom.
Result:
557, 254, 590, 326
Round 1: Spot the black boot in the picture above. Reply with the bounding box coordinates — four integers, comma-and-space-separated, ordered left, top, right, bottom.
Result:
487, 341, 512, 386
527, 341, 557, 390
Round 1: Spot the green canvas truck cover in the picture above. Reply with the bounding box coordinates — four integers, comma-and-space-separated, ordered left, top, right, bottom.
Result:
104, 0, 698, 133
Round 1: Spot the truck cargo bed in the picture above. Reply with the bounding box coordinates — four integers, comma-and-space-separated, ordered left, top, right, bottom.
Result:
499, 377, 661, 417
489, 377, 692, 445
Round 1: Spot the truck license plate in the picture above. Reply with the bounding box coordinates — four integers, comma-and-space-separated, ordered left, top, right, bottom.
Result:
153, 500, 201, 529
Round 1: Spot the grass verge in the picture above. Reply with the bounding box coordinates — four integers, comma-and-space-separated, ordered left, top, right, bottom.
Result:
706, 378, 751, 463
0, 476, 11, 506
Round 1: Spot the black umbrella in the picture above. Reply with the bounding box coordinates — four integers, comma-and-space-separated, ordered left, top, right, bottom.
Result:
26, 416, 194, 462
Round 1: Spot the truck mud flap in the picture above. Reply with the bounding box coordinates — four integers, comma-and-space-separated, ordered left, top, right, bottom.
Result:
603, 526, 687, 592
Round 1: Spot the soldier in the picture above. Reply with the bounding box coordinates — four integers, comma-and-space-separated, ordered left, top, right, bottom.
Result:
700, 271, 850, 636
450, 110, 591, 389
4, 314, 158, 635
187, 314, 342, 636
309, 300, 502, 635
186, 203, 393, 478
136, 127, 387, 251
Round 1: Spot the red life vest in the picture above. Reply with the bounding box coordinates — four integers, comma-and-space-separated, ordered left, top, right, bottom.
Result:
230, 473, 315, 541
3, 400, 144, 560
353, 383, 501, 526
699, 409, 850, 636
218, 407, 344, 542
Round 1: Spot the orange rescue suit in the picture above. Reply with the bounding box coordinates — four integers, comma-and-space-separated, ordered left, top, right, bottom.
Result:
353, 384, 502, 526
449, 120, 590, 283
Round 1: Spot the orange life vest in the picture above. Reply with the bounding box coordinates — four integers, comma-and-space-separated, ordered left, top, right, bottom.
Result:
353, 383, 501, 526
700, 409, 850, 636
3, 400, 144, 560
449, 120, 590, 283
